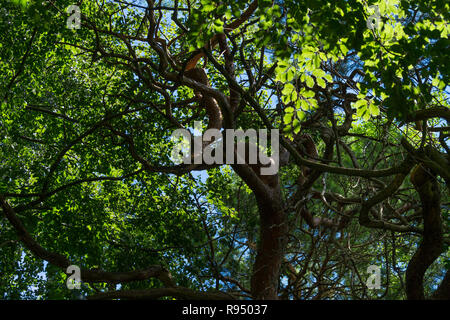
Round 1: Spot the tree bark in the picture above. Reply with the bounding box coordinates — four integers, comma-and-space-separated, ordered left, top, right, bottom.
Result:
406, 165, 443, 299
251, 183, 287, 299
232, 163, 287, 299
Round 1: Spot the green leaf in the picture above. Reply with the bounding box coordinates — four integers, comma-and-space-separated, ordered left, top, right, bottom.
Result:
302, 90, 315, 98
282, 83, 295, 95
317, 77, 326, 88
283, 113, 293, 124
306, 76, 314, 88
354, 99, 368, 109
293, 119, 301, 133
296, 110, 305, 121
368, 103, 380, 116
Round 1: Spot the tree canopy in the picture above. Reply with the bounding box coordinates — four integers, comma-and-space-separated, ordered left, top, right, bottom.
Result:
0, 0, 449, 300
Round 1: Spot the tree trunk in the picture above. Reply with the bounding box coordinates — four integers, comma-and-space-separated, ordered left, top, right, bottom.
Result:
406, 165, 443, 299
250, 185, 288, 299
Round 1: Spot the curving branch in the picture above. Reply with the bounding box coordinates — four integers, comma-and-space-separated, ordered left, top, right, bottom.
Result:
406, 164, 444, 299
404, 107, 450, 123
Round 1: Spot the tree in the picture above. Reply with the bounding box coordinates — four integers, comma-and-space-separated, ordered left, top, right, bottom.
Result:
0, 0, 448, 300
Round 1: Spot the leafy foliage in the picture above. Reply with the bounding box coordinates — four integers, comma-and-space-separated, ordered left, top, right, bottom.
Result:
0, 0, 448, 300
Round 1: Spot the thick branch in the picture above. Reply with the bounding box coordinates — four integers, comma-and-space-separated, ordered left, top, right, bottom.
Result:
406, 165, 444, 300
0, 195, 175, 287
